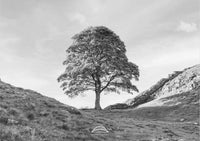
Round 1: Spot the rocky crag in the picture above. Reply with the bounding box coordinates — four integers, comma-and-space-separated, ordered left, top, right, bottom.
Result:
105, 64, 200, 114
126, 64, 200, 108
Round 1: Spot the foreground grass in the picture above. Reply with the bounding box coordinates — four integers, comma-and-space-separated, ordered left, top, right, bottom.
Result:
83, 108, 199, 141
0, 79, 199, 141
0, 80, 117, 141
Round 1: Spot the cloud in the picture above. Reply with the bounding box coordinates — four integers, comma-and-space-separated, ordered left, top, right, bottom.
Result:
177, 21, 198, 32
148, 49, 199, 68
1, 71, 49, 92
86, 0, 105, 13
140, 35, 199, 69
69, 13, 88, 25
0, 37, 21, 62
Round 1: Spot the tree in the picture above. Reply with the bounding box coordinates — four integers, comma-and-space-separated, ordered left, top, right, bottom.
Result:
58, 26, 139, 110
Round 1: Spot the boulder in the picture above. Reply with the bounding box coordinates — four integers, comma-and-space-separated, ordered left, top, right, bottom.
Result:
91, 125, 109, 134
104, 103, 129, 110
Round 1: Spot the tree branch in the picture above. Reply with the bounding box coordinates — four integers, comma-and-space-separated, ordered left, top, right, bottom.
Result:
100, 74, 117, 93
91, 74, 96, 82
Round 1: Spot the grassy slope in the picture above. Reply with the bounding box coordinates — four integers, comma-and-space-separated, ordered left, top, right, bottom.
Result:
126, 71, 183, 107
133, 88, 200, 121
127, 65, 200, 108
0, 80, 117, 141
83, 106, 199, 141
0, 79, 199, 141
83, 89, 200, 141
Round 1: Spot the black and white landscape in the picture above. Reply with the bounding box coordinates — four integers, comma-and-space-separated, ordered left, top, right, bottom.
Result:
0, 0, 199, 141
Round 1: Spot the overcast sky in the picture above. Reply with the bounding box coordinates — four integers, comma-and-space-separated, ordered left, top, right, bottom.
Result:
0, 0, 199, 108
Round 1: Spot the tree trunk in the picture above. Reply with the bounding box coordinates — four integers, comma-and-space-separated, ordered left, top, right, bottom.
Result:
95, 90, 102, 110
93, 71, 102, 110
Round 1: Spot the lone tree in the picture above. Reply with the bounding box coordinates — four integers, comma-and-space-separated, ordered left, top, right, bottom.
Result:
58, 26, 139, 110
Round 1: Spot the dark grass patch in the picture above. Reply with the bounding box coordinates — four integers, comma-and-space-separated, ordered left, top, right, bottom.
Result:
26, 113, 35, 121
0, 117, 8, 125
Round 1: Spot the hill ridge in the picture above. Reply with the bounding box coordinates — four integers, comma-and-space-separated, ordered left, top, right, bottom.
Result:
125, 64, 200, 108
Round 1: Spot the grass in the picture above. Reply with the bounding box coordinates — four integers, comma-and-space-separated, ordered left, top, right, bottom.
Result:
0, 80, 118, 141
83, 108, 199, 141
0, 79, 199, 141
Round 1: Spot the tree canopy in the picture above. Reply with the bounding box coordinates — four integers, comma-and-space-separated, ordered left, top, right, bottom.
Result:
58, 26, 139, 109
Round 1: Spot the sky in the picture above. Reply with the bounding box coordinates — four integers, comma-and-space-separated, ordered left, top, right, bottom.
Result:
0, 0, 199, 108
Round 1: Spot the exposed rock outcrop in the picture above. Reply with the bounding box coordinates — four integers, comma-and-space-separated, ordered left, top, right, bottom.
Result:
126, 64, 200, 108
104, 103, 129, 110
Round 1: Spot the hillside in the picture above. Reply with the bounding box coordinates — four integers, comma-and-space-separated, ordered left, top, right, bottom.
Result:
0, 79, 117, 141
0, 63, 199, 141
125, 64, 200, 108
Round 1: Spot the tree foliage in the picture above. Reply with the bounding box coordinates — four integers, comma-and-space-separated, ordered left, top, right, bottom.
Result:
58, 26, 139, 109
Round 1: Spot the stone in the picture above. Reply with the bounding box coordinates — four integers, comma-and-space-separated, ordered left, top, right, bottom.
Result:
91, 125, 109, 134
7, 118, 19, 124
104, 103, 129, 110
193, 122, 198, 125
125, 65, 200, 108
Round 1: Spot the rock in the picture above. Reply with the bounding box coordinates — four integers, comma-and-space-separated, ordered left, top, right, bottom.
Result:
7, 118, 19, 124
126, 64, 200, 108
193, 122, 198, 125
67, 107, 81, 115
180, 118, 185, 122
60, 105, 81, 115
91, 125, 109, 134
104, 103, 129, 110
